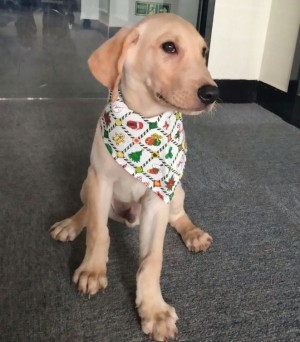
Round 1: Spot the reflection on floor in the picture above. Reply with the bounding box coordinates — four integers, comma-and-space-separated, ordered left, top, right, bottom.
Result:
0, 2, 107, 98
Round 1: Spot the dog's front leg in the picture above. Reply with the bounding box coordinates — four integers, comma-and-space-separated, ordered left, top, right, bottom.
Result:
136, 191, 178, 341
169, 183, 212, 252
73, 166, 112, 296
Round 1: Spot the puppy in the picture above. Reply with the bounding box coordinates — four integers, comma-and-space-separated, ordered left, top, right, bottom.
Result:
50, 13, 219, 341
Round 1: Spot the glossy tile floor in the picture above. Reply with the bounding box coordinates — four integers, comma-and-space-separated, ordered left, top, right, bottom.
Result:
0, 2, 107, 98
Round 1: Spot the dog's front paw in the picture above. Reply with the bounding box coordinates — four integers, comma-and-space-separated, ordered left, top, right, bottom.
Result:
73, 265, 107, 296
183, 228, 212, 252
138, 301, 178, 341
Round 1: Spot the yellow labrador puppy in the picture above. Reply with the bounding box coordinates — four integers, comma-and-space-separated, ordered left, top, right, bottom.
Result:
50, 13, 219, 341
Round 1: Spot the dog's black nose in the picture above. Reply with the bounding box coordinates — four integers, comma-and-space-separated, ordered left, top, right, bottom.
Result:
198, 85, 219, 105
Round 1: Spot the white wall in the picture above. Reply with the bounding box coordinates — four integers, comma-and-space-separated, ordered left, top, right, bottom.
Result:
208, 0, 272, 80
259, 0, 300, 91
208, 0, 300, 92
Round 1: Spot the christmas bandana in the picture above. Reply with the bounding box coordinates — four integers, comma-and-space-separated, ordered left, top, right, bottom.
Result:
100, 91, 187, 203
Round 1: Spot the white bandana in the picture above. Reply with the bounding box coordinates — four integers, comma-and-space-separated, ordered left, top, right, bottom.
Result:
100, 91, 187, 203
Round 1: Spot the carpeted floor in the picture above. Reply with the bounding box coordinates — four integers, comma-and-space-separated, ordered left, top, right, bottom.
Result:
1, 100, 300, 342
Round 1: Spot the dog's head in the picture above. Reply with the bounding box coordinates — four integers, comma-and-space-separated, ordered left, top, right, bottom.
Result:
89, 13, 219, 116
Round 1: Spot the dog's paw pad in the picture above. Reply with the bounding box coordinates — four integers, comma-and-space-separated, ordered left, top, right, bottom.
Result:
73, 268, 107, 296
184, 229, 212, 252
49, 218, 81, 242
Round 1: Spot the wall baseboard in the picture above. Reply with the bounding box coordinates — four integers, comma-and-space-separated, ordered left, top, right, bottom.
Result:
215, 79, 299, 128
215, 80, 258, 103
257, 81, 298, 124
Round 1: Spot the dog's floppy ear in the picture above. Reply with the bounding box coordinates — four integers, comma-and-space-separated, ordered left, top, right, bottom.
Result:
88, 27, 139, 100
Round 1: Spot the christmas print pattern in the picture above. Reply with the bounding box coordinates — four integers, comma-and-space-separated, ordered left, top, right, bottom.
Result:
100, 91, 187, 203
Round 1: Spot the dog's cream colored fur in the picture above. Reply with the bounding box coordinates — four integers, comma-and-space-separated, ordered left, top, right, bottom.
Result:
50, 13, 216, 341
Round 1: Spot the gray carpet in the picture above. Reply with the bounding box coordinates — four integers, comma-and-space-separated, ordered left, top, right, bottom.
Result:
1, 100, 300, 342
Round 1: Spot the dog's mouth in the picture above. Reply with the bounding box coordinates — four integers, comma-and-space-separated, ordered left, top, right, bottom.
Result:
155, 92, 208, 113
156, 92, 184, 109
156, 92, 169, 103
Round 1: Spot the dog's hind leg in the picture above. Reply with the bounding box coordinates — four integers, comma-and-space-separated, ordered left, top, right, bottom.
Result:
169, 183, 213, 252
49, 178, 89, 241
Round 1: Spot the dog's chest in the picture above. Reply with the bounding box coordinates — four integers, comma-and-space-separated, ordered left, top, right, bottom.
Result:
113, 176, 147, 203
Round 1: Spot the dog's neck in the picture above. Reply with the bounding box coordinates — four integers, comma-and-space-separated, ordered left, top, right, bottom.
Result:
120, 80, 172, 118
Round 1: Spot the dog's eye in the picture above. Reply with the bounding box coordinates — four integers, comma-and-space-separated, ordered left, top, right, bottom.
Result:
202, 47, 207, 58
161, 41, 177, 54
